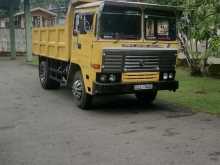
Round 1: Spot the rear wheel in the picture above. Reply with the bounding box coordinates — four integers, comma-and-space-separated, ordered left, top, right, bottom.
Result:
39, 59, 60, 89
135, 90, 157, 105
72, 71, 92, 110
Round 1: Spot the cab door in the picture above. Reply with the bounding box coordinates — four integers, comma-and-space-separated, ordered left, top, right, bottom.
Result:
71, 12, 95, 93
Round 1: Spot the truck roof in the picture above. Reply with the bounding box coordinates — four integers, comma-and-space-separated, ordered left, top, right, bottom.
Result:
75, 0, 182, 12
75, 1, 101, 9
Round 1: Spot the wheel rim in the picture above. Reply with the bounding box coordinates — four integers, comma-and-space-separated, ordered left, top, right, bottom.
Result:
39, 62, 46, 83
72, 80, 83, 100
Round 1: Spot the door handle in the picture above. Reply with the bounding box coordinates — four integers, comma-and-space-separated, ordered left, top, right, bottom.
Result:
77, 43, 82, 49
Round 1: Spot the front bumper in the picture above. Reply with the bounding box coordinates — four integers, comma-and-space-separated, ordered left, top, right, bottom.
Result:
93, 80, 179, 95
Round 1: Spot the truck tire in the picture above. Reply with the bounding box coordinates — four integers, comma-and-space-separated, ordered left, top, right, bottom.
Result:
39, 60, 60, 89
135, 90, 157, 105
72, 71, 92, 110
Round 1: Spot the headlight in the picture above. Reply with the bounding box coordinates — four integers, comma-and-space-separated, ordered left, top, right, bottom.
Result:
100, 74, 108, 83
97, 73, 121, 83
169, 73, 174, 79
109, 74, 117, 82
163, 73, 168, 80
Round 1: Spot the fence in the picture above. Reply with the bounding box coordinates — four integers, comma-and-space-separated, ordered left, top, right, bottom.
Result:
0, 28, 26, 53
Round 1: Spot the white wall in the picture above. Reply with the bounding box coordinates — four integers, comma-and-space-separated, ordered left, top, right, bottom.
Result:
0, 28, 26, 52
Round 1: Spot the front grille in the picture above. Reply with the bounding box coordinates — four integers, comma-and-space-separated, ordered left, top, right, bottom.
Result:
122, 72, 159, 83
102, 48, 177, 73
124, 54, 159, 72
102, 51, 124, 72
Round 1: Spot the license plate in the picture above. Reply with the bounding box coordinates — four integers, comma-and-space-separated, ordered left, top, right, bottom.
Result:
134, 84, 153, 90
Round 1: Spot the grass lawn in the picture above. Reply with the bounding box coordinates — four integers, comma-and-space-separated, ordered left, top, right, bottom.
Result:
159, 68, 220, 114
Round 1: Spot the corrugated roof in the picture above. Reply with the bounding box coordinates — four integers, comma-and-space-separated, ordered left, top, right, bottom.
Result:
15, 7, 57, 17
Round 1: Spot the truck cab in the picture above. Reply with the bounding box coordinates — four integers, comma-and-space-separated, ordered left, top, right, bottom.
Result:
33, 0, 181, 109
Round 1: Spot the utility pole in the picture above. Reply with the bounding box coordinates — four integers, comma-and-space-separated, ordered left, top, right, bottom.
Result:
24, 0, 32, 62
9, 4, 16, 60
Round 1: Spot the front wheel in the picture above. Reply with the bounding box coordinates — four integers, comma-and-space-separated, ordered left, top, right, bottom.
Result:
72, 71, 92, 110
135, 90, 157, 105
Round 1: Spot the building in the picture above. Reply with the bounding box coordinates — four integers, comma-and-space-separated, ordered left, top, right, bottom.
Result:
0, 7, 57, 56
0, 8, 57, 28
0, 7, 57, 28
15, 7, 57, 28
0, 16, 9, 28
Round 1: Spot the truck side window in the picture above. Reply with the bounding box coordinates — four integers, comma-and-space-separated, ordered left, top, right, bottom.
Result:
83, 14, 94, 32
74, 13, 94, 34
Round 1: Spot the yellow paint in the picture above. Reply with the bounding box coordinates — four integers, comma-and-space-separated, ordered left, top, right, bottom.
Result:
32, 26, 67, 61
122, 72, 160, 83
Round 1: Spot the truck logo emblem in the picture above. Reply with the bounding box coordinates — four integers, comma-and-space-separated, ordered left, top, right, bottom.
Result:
139, 60, 145, 67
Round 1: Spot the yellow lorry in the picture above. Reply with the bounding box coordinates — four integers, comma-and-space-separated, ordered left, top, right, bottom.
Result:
32, 0, 181, 109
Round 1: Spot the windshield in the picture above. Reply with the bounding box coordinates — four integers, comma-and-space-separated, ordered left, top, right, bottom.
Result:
99, 6, 141, 40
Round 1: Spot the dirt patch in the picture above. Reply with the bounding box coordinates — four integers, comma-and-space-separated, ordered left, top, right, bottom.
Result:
81, 151, 92, 157
209, 152, 220, 162
121, 129, 137, 135
145, 126, 156, 130
200, 118, 213, 122
165, 111, 195, 118
129, 121, 137, 125
163, 128, 180, 137
0, 125, 16, 131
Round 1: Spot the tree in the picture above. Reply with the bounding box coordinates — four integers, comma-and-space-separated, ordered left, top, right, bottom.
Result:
31, 0, 69, 7
19, 0, 70, 9
179, 0, 220, 75
144, 0, 220, 75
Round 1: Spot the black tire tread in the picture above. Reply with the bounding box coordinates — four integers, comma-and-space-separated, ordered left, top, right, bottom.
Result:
73, 71, 92, 110
39, 59, 60, 90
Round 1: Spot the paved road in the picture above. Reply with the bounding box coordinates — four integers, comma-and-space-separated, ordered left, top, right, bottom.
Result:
0, 57, 220, 165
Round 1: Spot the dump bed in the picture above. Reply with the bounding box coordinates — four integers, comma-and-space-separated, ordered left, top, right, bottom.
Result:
32, 0, 96, 62
32, 26, 69, 61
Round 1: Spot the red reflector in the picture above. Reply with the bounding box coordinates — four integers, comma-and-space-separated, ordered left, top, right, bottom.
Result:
91, 64, 101, 69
